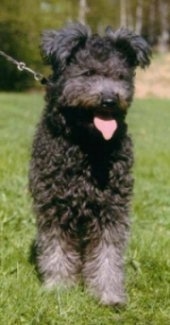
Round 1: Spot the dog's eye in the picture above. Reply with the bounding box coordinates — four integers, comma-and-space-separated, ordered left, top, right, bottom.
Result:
83, 69, 95, 77
118, 73, 125, 80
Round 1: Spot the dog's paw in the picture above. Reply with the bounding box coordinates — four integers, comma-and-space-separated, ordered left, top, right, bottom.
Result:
100, 292, 126, 307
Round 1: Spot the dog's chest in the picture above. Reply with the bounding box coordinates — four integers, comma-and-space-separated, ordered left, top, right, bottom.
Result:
58, 148, 131, 223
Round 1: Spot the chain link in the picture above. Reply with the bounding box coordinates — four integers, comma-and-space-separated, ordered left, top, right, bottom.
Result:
0, 50, 49, 85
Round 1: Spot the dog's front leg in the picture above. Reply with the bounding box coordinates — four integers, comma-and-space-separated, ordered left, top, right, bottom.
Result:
83, 225, 128, 306
36, 225, 82, 289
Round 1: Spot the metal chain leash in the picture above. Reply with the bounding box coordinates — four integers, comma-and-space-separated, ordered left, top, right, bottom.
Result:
0, 50, 49, 85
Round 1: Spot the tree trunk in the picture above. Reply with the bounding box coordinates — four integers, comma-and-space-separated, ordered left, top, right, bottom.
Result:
78, 0, 88, 25
158, 0, 169, 52
127, 0, 134, 30
148, 0, 156, 45
120, 0, 127, 27
135, 0, 143, 34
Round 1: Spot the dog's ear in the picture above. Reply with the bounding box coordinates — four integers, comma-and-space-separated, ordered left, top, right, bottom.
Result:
41, 23, 90, 70
105, 27, 151, 68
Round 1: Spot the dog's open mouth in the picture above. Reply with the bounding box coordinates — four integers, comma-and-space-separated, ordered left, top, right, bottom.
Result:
93, 116, 117, 140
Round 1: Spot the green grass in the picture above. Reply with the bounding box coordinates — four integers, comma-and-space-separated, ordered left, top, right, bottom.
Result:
0, 93, 170, 324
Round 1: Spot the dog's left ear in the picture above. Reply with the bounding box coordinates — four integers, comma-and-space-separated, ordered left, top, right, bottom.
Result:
105, 27, 152, 68
41, 23, 90, 71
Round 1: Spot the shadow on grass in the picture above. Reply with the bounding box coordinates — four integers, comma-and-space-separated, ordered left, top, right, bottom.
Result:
29, 239, 43, 282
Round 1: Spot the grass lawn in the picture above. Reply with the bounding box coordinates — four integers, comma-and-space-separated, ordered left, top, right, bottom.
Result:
0, 93, 170, 324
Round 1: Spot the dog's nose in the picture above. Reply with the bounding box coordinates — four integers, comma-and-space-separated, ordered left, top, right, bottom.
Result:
101, 96, 118, 108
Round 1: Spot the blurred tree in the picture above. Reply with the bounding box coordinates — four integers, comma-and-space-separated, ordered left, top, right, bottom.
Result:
158, 0, 169, 52
0, 0, 78, 90
135, 0, 143, 34
0, 0, 43, 90
120, 0, 127, 27
78, 0, 88, 24
148, 0, 157, 45
86, 0, 120, 32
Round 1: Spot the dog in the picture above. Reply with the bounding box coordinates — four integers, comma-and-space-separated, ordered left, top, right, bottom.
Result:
29, 23, 151, 306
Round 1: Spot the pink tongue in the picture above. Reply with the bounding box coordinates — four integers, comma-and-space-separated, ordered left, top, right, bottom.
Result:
94, 117, 117, 140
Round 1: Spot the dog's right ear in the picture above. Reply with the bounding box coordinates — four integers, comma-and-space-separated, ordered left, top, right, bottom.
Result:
105, 27, 152, 69
41, 23, 90, 71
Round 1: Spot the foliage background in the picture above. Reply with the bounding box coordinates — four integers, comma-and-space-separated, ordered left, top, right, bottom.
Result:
0, 0, 170, 90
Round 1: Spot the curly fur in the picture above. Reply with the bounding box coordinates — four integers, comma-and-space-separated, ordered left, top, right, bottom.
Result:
29, 23, 151, 305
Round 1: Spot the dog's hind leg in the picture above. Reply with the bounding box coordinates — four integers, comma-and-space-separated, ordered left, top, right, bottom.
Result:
82, 225, 128, 306
36, 225, 81, 289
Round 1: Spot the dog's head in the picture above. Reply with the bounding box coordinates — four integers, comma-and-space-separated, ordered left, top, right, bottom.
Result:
41, 23, 151, 141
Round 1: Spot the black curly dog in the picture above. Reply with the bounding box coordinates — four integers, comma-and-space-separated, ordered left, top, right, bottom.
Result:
29, 23, 151, 305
